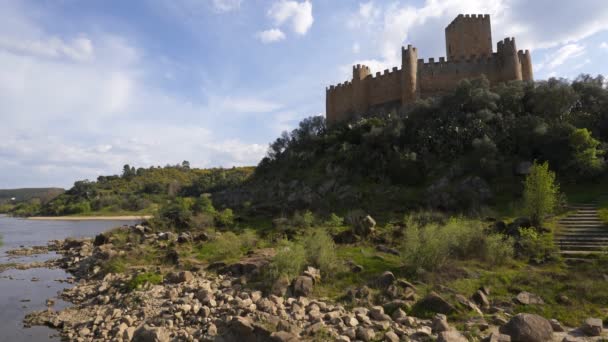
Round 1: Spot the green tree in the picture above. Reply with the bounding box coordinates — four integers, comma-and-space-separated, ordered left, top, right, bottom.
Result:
568, 128, 605, 177
523, 161, 560, 226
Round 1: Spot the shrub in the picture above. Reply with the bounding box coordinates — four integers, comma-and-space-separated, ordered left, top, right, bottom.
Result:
568, 128, 605, 177
197, 232, 243, 262
292, 210, 315, 228
157, 198, 192, 230
482, 234, 515, 265
215, 208, 235, 228
516, 227, 557, 262
523, 161, 560, 226
324, 213, 344, 227
103, 257, 128, 274
401, 217, 514, 270
265, 240, 307, 284
301, 228, 340, 276
127, 272, 163, 291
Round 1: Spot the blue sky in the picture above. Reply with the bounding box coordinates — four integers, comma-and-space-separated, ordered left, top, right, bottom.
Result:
1, 0, 608, 188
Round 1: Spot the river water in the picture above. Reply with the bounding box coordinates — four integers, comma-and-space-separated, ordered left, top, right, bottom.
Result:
0, 215, 139, 342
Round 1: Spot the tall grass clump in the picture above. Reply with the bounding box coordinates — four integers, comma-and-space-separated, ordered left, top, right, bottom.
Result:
265, 239, 307, 283
197, 230, 261, 263
301, 228, 340, 276
401, 215, 514, 270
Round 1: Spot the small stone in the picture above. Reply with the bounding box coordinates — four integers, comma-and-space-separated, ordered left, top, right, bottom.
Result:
207, 323, 217, 336
377, 271, 396, 288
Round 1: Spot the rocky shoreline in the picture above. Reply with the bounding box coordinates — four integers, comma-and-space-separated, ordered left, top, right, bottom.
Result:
20, 226, 608, 342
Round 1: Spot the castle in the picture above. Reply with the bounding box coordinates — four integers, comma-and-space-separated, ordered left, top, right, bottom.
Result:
326, 14, 533, 125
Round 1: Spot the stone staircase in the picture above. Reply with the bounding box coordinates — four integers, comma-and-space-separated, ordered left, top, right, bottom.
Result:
556, 203, 608, 261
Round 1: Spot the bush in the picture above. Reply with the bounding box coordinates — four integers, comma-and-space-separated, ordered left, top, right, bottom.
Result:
401, 217, 514, 270
197, 232, 243, 262
292, 210, 315, 228
482, 234, 515, 265
214, 208, 235, 228
568, 128, 605, 177
301, 228, 340, 276
157, 198, 192, 230
127, 272, 163, 291
523, 161, 560, 226
324, 213, 344, 227
517, 227, 557, 262
265, 240, 307, 284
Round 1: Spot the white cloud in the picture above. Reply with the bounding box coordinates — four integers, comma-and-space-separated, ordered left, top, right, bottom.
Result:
268, 0, 314, 35
342, 0, 608, 81
601, 42, 608, 49
353, 42, 361, 54
348, 1, 381, 29
256, 29, 286, 43
211, 0, 242, 12
547, 44, 586, 69
0, 35, 94, 61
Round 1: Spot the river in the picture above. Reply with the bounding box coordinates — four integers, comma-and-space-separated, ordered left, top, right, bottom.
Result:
0, 215, 139, 342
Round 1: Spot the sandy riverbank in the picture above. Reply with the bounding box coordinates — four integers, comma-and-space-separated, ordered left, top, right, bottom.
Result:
27, 216, 151, 221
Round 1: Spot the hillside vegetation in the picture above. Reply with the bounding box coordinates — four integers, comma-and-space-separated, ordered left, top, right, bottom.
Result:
4, 163, 253, 217
0, 188, 64, 214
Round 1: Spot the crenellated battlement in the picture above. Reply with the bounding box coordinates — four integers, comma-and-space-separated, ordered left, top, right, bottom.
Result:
326, 14, 533, 125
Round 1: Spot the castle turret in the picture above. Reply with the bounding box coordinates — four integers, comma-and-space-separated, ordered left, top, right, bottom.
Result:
445, 14, 492, 61
518, 49, 533, 81
352, 64, 371, 115
497, 37, 522, 81
401, 45, 418, 104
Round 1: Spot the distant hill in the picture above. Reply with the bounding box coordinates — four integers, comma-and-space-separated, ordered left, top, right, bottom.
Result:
0, 188, 65, 204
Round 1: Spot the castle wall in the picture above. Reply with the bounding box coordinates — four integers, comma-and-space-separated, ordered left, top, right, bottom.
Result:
368, 67, 402, 106
445, 14, 492, 61
326, 15, 533, 125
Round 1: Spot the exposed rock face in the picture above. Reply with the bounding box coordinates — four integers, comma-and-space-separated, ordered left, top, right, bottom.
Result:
500, 313, 553, 342
376, 271, 396, 288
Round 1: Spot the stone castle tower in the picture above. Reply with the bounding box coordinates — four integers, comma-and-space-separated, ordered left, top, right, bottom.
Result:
326, 14, 533, 125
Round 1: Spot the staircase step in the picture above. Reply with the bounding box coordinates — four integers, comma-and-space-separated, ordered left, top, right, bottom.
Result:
558, 245, 608, 251
559, 250, 607, 255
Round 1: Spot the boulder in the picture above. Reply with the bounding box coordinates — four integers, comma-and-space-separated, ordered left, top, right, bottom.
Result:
384, 331, 399, 342
132, 325, 170, 342
438, 331, 468, 342
376, 271, 396, 288
482, 333, 511, 342
581, 318, 603, 336
292, 276, 314, 297
270, 331, 300, 342
473, 289, 490, 309
499, 313, 553, 342
354, 215, 376, 237
550, 319, 565, 332
166, 271, 193, 284
177, 232, 193, 244
416, 292, 455, 314
93, 233, 110, 246
271, 275, 290, 296
356, 327, 375, 342
376, 245, 400, 256
302, 266, 321, 283
514, 291, 544, 305
432, 314, 450, 333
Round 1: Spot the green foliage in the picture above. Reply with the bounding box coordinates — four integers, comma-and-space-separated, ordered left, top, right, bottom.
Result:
265, 239, 307, 283
516, 228, 557, 262
568, 128, 605, 177
301, 228, 340, 276
127, 272, 163, 291
214, 208, 235, 228
196, 230, 261, 263
291, 210, 315, 229
523, 161, 560, 225
156, 198, 192, 230
103, 257, 128, 274
401, 217, 515, 270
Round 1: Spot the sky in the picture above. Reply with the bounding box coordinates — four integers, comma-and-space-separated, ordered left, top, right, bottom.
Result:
2, 0, 608, 188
